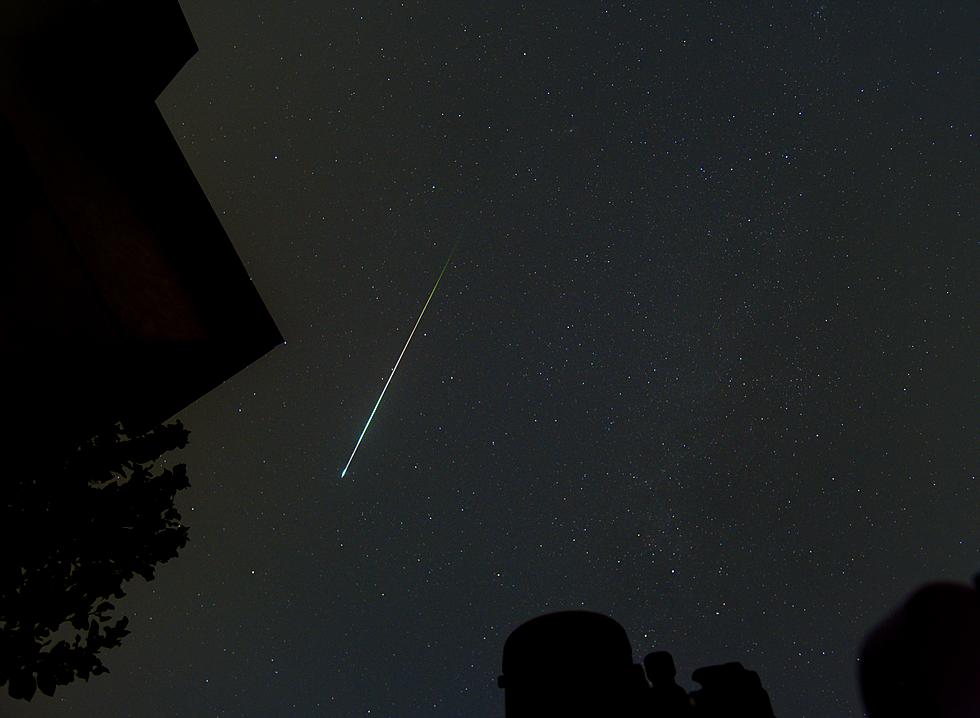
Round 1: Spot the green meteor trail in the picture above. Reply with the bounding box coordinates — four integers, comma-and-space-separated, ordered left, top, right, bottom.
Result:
340, 245, 457, 478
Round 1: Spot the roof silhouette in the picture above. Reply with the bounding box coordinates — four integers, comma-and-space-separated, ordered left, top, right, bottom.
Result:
2, 0, 282, 445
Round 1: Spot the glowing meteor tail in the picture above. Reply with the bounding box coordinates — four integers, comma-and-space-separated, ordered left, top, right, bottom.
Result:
340, 244, 457, 478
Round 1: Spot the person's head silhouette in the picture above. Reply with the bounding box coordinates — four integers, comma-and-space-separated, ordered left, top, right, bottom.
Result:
860, 575, 980, 718
499, 611, 643, 717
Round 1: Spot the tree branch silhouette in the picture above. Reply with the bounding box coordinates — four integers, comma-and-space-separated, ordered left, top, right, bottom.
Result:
1, 420, 190, 701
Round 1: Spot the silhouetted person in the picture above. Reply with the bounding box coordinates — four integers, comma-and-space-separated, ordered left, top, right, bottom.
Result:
688, 662, 775, 717
498, 611, 647, 717
859, 575, 980, 718
643, 651, 694, 716
498, 611, 775, 716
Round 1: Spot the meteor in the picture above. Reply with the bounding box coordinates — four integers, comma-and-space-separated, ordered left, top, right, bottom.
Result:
340, 244, 457, 478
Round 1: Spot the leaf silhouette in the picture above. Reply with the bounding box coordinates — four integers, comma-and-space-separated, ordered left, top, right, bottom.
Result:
1, 421, 190, 701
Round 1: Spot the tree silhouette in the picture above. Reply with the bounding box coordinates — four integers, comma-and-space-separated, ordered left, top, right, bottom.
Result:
0, 420, 190, 701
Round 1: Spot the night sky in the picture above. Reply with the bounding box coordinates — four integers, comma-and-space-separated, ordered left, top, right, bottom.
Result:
14, 2, 978, 716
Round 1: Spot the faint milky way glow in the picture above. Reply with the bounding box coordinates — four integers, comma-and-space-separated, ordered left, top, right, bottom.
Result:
340, 244, 457, 478
29, 6, 973, 717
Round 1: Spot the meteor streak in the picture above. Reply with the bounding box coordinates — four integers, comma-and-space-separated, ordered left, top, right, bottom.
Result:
340, 245, 457, 478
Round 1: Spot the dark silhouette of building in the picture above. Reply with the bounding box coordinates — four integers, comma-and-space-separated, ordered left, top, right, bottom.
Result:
2, 0, 282, 448
2, 1, 280, 701
499, 610, 775, 717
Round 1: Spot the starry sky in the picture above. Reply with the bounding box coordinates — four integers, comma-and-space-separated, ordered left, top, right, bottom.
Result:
14, 2, 978, 716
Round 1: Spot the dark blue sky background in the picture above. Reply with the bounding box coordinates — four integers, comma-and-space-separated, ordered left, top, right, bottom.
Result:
13, 2, 977, 716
